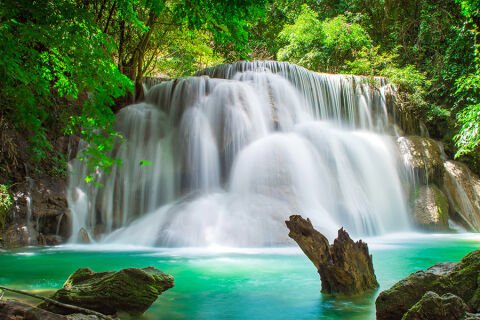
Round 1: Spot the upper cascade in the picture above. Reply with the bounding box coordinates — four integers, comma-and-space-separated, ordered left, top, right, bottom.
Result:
68, 61, 412, 247
195, 61, 394, 132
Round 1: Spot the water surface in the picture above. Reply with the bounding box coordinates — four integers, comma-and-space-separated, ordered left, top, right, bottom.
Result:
1, 234, 479, 319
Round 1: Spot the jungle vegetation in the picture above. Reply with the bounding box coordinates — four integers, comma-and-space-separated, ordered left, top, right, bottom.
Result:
0, 0, 479, 179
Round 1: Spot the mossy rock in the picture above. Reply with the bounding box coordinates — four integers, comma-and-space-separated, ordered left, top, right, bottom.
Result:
401, 291, 470, 320
397, 136, 445, 185
413, 184, 449, 230
39, 267, 174, 316
376, 250, 480, 320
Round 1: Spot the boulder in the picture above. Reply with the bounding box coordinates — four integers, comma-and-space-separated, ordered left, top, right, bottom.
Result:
39, 267, 174, 316
376, 250, 480, 320
402, 291, 470, 320
285, 215, 378, 294
397, 136, 445, 185
413, 185, 449, 230
443, 160, 480, 231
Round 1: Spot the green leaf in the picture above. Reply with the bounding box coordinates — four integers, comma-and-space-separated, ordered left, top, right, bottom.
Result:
139, 160, 153, 167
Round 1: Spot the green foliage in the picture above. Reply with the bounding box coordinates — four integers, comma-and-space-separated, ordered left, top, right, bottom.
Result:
457, 0, 480, 18
452, 0, 480, 157
321, 14, 372, 71
343, 46, 430, 119
2, 0, 480, 176
0, 0, 267, 181
277, 5, 323, 69
273, 0, 480, 167
150, 28, 224, 77
139, 160, 153, 167
0, 0, 132, 174
48, 154, 69, 178
382, 65, 431, 120
277, 6, 372, 72
454, 72, 480, 156
344, 46, 398, 76
175, 0, 267, 60
0, 185, 13, 231
454, 103, 480, 156
275, 2, 430, 115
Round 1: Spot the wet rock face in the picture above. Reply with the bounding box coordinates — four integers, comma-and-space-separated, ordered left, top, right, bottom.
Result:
39, 267, 174, 316
443, 160, 480, 231
7, 176, 70, 247
376, 250, 480, 320
396, 136, 480, 232
397, 136, 445, 185
413, 185, 449, 230
285, 215, 378, 295
30, 178, 70, 237
2, 224, 30, 248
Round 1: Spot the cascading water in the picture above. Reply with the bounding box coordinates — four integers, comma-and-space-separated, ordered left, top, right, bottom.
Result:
68, 61, 412, 246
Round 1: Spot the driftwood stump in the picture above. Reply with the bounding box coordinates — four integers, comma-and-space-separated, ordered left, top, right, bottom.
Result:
286, 215, 378, 294
39, 267, 174, 316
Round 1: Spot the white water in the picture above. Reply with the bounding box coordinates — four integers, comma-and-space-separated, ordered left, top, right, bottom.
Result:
68, 61, 412, 246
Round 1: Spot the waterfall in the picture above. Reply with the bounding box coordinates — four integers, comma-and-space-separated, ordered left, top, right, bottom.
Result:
68, 61, 412, 246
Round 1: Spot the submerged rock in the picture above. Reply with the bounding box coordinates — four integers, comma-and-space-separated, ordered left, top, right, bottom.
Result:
285, 215, 378, 294
413, 185, 449, 230
39, 267, 174, 316
0, 299, 67, 320
397, 136, 445, 185
443, 160, 480, 231
376, 250, 480, 320
402, 291, 470, 320
66, 315, 102, 320
0, 299, 103, 320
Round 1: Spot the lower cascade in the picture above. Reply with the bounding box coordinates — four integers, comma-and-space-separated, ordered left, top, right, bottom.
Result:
68, 61, 413, 246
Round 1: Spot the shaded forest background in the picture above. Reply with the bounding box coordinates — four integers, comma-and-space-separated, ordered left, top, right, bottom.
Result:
1, 0, 479, 183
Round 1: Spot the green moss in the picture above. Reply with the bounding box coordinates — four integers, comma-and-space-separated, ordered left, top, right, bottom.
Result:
377, 250, 480, 319
41, 267, 174, 316
432, 185, 449, 226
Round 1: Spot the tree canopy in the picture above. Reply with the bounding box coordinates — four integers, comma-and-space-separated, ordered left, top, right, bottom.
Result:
1, 0, 480, 178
